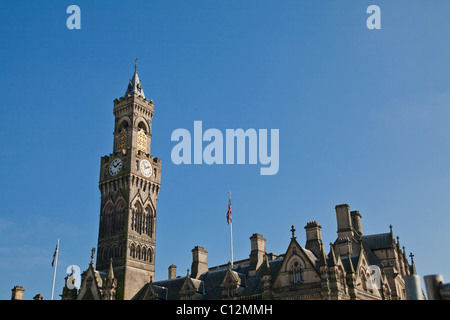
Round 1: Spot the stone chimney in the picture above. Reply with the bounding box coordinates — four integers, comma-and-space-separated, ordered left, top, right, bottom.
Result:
249, 233, 266, 276
335, 204, 354, 238
168, 264, 177, 280
11, 286, 25, 300
191, 246, 208, 279
304, 221, 323, 258
336, 237, 352, 256
33, 294, 43, 301
350, 210, 363, 236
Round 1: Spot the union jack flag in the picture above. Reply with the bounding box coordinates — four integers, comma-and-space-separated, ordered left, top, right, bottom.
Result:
51, 243, 58, 267
226, 193, 232, 225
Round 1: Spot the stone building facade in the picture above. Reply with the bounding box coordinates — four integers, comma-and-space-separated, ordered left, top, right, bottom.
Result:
61, 68, 417, 300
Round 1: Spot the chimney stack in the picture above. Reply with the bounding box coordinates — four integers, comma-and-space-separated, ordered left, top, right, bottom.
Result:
33, 294, 43, 301
249, 233, 266, 276
11, 286, 25, 300
335, 204, 354, 238
351, 210, 363, 236
304, 221, 323, 258
336, 237, 352, 256
168, 264, 177, 280
191, 246, 208, 279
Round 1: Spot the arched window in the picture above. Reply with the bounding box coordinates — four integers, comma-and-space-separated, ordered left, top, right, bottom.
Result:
148, 248, 152, 262
145, 206, 154, 237
137, 246, 141, 260
115, 201, 126, 233
130, 244, 136, 258
142, 247, 147, 261
116, 118, 130, 133
132, 202, 143, 233
137, 121, 148, 133
291, 261, 304, 284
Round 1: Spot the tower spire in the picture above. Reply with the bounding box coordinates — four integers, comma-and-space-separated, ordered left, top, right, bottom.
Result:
125, 59, 145, 98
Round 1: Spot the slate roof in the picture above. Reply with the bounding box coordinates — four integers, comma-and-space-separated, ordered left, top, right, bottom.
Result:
148, 256, 284, 300
124, 68, 145, 98
362, 233, 393, 250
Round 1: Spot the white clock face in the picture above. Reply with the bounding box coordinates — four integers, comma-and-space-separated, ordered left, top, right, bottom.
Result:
140, 159, 152, 177
109, 158, 122, 176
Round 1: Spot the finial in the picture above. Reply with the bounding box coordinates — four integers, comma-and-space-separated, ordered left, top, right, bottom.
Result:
90, 248, 95, 264
389, 224, 393, 233
187, 268, 190, 277
134, 57, 141, 71
290, 225, 296, 239
409, 252, 414, 263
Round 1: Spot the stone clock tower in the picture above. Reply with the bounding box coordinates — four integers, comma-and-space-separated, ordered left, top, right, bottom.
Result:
96, 64, 161, 300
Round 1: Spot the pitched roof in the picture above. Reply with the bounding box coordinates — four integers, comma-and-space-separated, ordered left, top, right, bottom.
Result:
150, 257, 284, 300
362, 233, 393, 250
125, 68, 145, 98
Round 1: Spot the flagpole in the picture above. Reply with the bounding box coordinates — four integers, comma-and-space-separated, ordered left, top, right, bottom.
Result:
51, 238, 59, 301
229, 192, 233, 268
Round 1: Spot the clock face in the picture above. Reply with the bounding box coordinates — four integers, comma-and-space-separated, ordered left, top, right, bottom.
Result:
109, 158, 122, 176
140, 159, 152, 177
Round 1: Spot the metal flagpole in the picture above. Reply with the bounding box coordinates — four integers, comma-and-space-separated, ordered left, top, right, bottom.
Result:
51, 238, 59, 300
229, 192, 233, 267
230, 219, 233, 267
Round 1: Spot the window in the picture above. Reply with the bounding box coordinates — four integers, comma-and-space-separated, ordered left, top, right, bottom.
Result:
291, 261, 304, 284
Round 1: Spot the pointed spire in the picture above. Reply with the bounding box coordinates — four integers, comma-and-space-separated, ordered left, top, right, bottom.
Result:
319, 242, 328, 267
347, 253, 355, 274
90, 248, 95, 266
409, 252, 417, 275
125, 60, 145, 98
389, 224, 396, 244
328, 243, 337, 267
107, 258, 115, 281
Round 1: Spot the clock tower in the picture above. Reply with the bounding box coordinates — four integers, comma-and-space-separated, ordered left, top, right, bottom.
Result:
96, 64, 161, 300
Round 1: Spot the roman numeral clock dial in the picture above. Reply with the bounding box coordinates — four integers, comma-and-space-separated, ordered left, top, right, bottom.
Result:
109, 158, 122, 176
140, 159, 152, 177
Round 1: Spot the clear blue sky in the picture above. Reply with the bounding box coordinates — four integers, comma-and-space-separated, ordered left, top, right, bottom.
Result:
1, 0, 449, 299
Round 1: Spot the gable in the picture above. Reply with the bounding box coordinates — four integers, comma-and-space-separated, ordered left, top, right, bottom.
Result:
76, 266, 103, 300
272, 239, 321, 288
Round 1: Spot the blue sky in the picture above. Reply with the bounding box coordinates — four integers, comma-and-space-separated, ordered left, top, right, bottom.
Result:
1, 0, 450, 299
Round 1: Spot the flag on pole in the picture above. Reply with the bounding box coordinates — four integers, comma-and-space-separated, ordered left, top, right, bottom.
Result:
226, 192, 232, 225
52, 243, 58, 267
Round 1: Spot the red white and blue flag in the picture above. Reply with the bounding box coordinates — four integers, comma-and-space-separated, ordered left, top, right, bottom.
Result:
226, 193, 232, 225
52, 243, 58, 267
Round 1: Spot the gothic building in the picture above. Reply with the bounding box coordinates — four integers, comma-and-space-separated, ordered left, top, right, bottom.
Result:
62, 68, 417, 300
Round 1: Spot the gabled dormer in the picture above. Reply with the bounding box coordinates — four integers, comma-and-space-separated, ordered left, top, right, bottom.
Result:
180, 271, 205, 300
272, 226, 321, 291
220, 263, 246, 299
